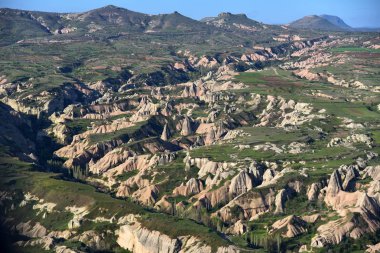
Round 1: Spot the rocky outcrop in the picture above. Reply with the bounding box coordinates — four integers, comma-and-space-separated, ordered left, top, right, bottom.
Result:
217, 190, 274, 221
180, 116, 193, 136
89, 148, 133, 174
366, 242, 380, 253
15, 221, 47, 238
161, 123, 171, 141
55, 246, 78, 253
173, 178, 204, 197
49, 123, 72, 144
324, 170, 343, 206
269, 215, 308, 238
293, 69, 320, 81
342, 166, 358, 191
313, 193, 380, 248
74, 230, 108, 250
17, 236, 55, 250
274, 189, 289, 214
307, 180, 327, 201
117, 215, 239, 253
154, 196, 174, 214
132, 185, 159, 206
118, 222, 181, 253
328, 134, 373, 148
229, 171, 253, 196
226, 220, 247, 235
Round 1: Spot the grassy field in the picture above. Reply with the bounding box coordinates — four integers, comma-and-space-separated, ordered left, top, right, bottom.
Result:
330, 46, 380, 53
88, 121, 146, 144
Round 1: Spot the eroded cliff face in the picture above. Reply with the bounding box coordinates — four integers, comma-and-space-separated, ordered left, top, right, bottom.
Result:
117, 215, 240, 253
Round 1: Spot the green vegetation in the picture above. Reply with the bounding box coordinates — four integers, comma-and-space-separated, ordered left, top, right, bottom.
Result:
139, 213, 229, 252
0, 158, 231, 250
330, 46, 380, 53
65, 119, 94, 135
88, 122, 145, 144
153, 152, 199, 198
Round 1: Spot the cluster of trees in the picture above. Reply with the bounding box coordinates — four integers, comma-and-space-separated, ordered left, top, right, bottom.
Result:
46, 159, 89, 180
166, 198, 285, 252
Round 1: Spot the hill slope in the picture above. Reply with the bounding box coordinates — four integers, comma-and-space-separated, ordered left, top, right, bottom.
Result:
201, 12, 265, 32
289, 15, 345, 31
320, 14, 352, 30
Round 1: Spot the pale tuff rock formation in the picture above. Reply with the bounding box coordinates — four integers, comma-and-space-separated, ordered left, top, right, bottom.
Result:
341, 165, 358, 191
151, 87, 164, 98
253, 143, 283, 154
229, 171, 253, 196
16, 221, 47, 238
173, 178, 204, 197
161, 102, 173, 116
130, 97, 159, 122
204, 127, 216, 145
307, 181, 327, 201
47, 230, 73, 240
33, 200, 56, 215
259, 168, 298, 188
182, 83, 199, 97
117, 222, 181, 253
326, 170, 343, 197
89, 148, 133, 174
132, 185, 159, 206
368, 180, 380, 196
226, 220, 247, 235
311, 194, 380, 248
298, 245, 311, 253
48, 123, 72, 144
293, 69, 320, 81
311, 164, 380, 248
223, 129, 248, 141
253, 93, 324, 128
363, 165, 380, 181
55, 245, 79, 253
366, 242, 380, 253
154, 196, 174, 214
117, 216, 240, 253
217, 190, 275, 221
328, 134, 373, 148
105, 154, 163, 179
269, 215, 308, 238
161, 123, 171, 141
302, 214, 321, 224
188, 157, 236, 179
116, 171, 153, 198
66, 206, 89, 230
16, 236, 55, 250
274, 189, 289, 214
73, 230, 108, 250
196, 184, 230, 210
181, 116, 193, 136
116, 183, 132, 198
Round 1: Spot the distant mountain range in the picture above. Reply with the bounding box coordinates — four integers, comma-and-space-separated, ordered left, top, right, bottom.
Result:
0, 5, 379, 46
289, 14, 380, 32
289, 15, 351, 31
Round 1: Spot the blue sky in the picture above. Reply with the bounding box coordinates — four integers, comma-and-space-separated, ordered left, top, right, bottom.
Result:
1, 0, 380, 27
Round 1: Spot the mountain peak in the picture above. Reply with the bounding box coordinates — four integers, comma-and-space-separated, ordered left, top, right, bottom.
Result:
101, 5, 119, 9
217, 12, 248, 19
218, 12, 233, 17
319, 14, 352, 30
289, 15, 348, 31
